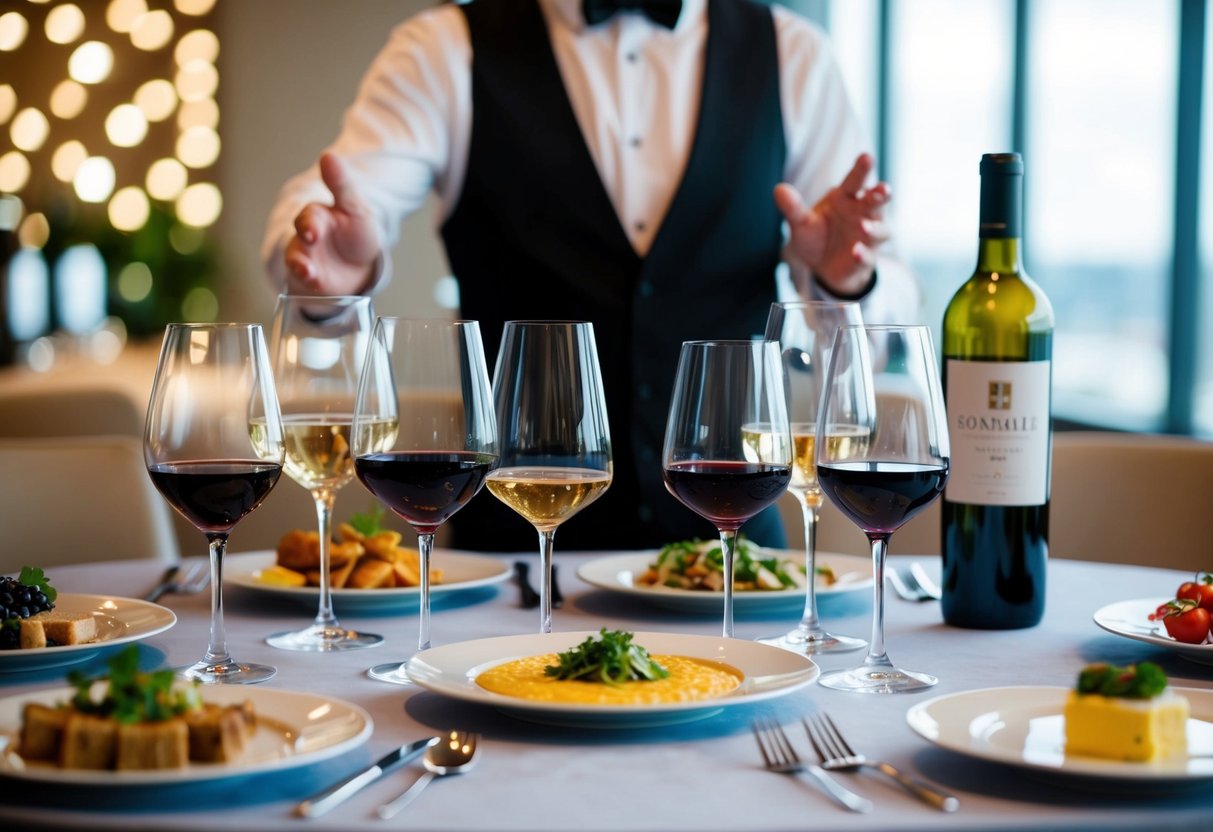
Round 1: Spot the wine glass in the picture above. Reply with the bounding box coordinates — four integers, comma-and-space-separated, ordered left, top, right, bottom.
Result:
815, 324, 950, 693
265, 295, 383, 652
754, 301, 866, 655
486, 321, 612, 634
663, 339, 792, 638
144, 323, 285, 684
352, 317, 498, 684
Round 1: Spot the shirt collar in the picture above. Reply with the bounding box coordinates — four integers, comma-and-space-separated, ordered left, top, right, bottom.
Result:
540, 0, 706, 34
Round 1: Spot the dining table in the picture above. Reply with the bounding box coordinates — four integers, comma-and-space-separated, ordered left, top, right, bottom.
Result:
0, 549, 1210, 831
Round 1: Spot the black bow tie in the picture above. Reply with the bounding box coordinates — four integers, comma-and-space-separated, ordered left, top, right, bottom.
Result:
582, 0, 682, 29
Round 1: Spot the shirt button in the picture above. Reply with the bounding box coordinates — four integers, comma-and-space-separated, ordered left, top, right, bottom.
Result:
629, 136, 642, 148
626, 52, 639, 63
634, 220, 647, 232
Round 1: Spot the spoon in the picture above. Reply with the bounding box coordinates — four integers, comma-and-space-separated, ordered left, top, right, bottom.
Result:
376, 731, 479, 819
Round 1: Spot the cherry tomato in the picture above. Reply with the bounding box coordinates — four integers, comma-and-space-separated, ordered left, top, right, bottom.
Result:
1177, 575, 1213, 612
1157, 598, 1212, 645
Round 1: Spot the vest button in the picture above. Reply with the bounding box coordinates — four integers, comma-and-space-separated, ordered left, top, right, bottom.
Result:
638, 505, 653, 523
638, 281, 653, 297
637, 383, 652, 400
638, 444, 655, 463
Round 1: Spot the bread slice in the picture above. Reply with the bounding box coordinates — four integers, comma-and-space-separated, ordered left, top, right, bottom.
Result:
19, 610, 97, 648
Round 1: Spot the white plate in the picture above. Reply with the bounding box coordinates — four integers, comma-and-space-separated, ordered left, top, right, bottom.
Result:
0, 594, 176, 674
576, 551, 872, 613
406, 630, 819, 728
225, 550, 512, 613
1093, 598, 1213, 666
906, 686, 1213, 784
0, 684, 372, 785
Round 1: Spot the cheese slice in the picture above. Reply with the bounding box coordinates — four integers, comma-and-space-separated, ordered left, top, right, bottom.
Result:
1064, 688, 1189, 762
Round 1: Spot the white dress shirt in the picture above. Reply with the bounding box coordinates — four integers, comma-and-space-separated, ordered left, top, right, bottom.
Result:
263, 0, 920, 321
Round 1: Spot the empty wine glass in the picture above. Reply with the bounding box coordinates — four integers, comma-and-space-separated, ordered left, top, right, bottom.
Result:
663, 339, 792, 638
815, 324, 950, 693
486, 321, 612, 634
144, 323, 285, 684
754, 300, 866, 655
352, 318, 498, 684
265, 295, 383, 652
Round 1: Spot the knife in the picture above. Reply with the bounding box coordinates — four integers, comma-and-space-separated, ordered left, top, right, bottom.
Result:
295, 736, 439, 818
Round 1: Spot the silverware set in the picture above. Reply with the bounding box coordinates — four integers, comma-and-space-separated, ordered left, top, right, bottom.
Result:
754, 715, 958, 812
888, 562, 941, 602
142, 560, 209, 603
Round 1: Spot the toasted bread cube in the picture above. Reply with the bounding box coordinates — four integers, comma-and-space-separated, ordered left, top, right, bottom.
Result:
116, 719, 190, 770
18, 619, 47, 649
18, 703, 69, 761
186, 704, 252, 763
60, 712, 117, 769
21, 610, 97, 646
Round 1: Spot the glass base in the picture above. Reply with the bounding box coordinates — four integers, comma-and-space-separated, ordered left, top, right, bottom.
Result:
182, 658, 277, 685
367, 659, 414, 686
757, 628, 866, 655
266, 624, 384, 652
818, 663, 936, 694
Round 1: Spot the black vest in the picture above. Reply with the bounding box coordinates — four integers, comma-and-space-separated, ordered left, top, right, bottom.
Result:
442, 0, 787, 551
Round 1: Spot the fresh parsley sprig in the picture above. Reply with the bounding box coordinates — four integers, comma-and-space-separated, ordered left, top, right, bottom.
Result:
67, 645, 200, 723
1075, 661, 1168, 699
544, 629, 670, 686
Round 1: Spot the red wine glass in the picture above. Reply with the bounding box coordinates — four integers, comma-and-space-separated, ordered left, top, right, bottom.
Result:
352, 318, 498, 685
662, 339, 792, 638
486, 321, 613, 635
144, 323, 286, 684
265, 294, 383, 652
755, 300, 867, 655
815, 324, 951, 693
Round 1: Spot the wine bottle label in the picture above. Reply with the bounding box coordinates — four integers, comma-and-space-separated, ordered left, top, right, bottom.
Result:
945, 359, 1050, 506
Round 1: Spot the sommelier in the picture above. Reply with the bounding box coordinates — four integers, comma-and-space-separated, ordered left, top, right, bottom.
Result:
262, 0, 920, 551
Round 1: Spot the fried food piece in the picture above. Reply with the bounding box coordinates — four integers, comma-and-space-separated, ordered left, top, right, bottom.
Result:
18, 703, 69, 761
116, 720, 189, 770
348, 558, 395, 588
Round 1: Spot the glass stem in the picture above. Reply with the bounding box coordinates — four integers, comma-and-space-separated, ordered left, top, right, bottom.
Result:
312, 488, 339, 631
417, 532, 434, 651
864, 535, 894, 670
720, 528, 738, 638
203, 533, 231, 667
538, 529, 556, 634
796, 497, 822, 633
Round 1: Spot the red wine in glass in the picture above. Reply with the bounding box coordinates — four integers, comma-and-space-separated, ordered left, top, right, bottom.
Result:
662, 460, 791, 530
816, 461, 948, 537
355, 451, 495, 532
148, 461, 282, 532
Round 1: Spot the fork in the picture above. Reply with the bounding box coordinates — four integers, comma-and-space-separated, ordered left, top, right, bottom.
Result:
751, 719, 873, 813
143, 559, 209, 602
803, 713, 958, 812
887, 567, 935, 602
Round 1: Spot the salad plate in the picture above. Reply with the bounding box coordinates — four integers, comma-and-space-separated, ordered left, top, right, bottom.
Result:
0, 594, 176, 673
906, 686, 1213, 784
0, 685, 372, 785
1093, 598, 1213, 666
576, 550, 871, 613
406, 630, 819, 728
225, 550, 511, 613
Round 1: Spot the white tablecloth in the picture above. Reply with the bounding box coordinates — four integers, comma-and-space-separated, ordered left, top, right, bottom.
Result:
1, 552, 1211, 831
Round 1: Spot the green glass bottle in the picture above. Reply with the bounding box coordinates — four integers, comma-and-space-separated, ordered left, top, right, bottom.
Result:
941, 153, 1054, 629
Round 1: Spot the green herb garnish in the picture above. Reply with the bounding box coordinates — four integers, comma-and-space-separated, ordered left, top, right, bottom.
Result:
66, 645, 200, 724
544, 629, 670, 686
18, 566, 57, 604
348, 504, 386, 537
1075, 661, 1168, 699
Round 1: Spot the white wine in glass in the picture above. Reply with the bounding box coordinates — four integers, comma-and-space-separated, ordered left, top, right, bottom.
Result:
265, 295, 388, 652
752, 300, 867, 655
145, 323, 285, 684
486, 321, 612, 634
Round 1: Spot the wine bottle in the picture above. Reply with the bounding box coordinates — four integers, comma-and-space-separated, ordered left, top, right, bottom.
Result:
940, 153, 1054, 629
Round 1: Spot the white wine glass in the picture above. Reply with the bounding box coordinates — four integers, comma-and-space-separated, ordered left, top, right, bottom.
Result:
487, 321, 612, 634
144, 323, 285, 684
352, 317, 498, 684
815, 324, 950, 693
663, 339, 792, 638
754, 300, 866, 654
265, 295, 384, 652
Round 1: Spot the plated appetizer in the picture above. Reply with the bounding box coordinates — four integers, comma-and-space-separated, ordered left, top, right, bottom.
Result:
16, 646, 254, 771
264, 507, 443, 590
1148, 572, 1213, 645
1064, 661, 1188, 762
636, 538, 833, 593
476, 629, 743, 706
1, 567, 95, 651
